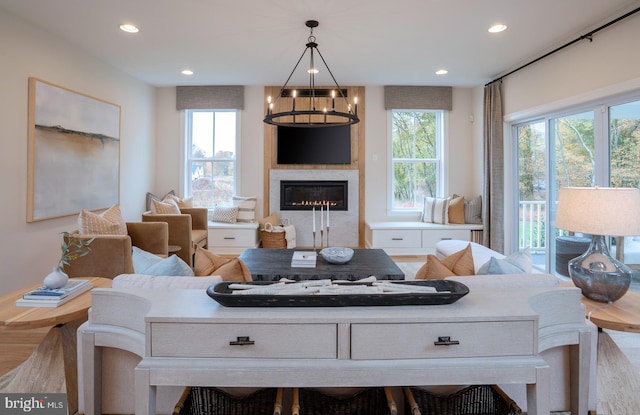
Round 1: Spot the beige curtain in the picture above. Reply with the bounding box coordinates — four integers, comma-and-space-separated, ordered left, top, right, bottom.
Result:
483, 81, 504, 253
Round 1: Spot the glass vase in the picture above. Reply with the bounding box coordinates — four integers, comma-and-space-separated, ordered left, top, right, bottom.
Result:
568, 235, 631, 303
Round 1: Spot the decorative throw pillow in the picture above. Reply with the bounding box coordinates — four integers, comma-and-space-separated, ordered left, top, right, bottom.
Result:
415, 243, 475, 280
232, 196, 257, 223
211, 205, 239, 224
464, 195, 483, 224
448, 195, 465, 224
164, 194, 193, 208
132, 246, 194, 276
194, 246, 252, 282
150, 197, 181, 214
421, 196, 451, 224
477, 247, 532, 275
78, 204, 128, 235
146, 190, 175, 211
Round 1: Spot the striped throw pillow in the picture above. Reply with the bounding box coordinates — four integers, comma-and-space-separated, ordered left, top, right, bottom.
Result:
232, 196, 257, 223
421, 196, 451, 224
78, 204, 128, 235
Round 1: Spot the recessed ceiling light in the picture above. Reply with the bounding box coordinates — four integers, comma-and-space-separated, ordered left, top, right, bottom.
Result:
488, 24, 507, 33
181, 69, 194, 76
119, 23, 139, 33
435, 69, 448, 75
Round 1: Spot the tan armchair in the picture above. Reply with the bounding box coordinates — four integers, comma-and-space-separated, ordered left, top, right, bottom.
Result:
62, 222, 169, 279
142, 208, 208, 267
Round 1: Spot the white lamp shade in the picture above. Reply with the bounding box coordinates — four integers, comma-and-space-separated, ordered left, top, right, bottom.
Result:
556, 187, 640, 236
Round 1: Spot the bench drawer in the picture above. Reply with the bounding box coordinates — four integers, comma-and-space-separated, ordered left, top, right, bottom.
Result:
370, 229, 422, 248
350, 322, 535, 359
421, 229, 470, 247
151, 323, 337, 358
208, 228, 258, 247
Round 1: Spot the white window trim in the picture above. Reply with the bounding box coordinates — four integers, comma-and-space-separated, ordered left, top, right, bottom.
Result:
386, 109, 447, 217
182, 109, 241, 207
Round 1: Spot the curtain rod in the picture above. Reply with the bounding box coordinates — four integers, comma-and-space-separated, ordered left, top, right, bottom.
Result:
485, 6, 640, 87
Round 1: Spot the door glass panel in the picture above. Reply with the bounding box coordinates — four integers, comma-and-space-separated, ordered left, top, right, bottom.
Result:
516, 121, 546, 272
609, 100, 640, 266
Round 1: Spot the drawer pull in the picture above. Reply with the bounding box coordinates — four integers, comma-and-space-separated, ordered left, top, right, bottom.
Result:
434, 336, 460, 346
229, 336, 255, 346
223, 237, 236, 240
391, 238, 404, 241
440, 237, 453, 240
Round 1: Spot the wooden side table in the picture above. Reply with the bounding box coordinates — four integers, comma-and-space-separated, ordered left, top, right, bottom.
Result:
580, 290, 640, 333
0, 277, 111, 415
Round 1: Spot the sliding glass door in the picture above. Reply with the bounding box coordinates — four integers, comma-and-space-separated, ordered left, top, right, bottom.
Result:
514, 97, 640, 275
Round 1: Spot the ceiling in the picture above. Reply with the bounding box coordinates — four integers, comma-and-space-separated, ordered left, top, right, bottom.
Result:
1, 0, 638, 87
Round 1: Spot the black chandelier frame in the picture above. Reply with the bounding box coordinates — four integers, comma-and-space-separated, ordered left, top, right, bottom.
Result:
263, 20, 359, 128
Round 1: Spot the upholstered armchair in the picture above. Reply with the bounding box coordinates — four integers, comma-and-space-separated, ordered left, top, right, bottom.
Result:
142, 208, 208, 267
63, 222, 169, 279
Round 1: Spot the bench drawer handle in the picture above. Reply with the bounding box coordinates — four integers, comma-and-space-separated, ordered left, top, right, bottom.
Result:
391, 238, 404, 241
434, 336, 460, 346
440, 237, 452, 240
224, 237, 236, 240
230, 336, 255, 346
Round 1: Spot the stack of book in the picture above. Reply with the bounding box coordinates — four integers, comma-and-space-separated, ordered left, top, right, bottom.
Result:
291, 251, 317, 268
16, 279, 93, 307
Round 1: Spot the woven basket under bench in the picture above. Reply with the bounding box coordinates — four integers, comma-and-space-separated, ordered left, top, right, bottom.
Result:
172, 387, 282, 415
260, 222, 287, 248
404, 385, 521, 415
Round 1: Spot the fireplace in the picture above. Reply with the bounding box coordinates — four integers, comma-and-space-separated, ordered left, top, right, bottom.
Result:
280, 180, 348, 211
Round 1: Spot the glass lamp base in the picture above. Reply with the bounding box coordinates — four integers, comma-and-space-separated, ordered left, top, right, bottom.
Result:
568, 235, 631, 303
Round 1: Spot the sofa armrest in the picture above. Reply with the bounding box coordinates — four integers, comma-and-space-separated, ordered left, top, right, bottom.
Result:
63, 234, 134, 278
126, 222, 169, 256
142, 212, 193, 266
180, 207, 208, 230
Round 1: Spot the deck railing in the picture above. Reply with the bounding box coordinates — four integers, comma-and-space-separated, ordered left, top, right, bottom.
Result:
519, 201, 546, 254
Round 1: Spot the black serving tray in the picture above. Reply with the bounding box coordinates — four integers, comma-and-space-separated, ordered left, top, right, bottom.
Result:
206, 280, 469, 307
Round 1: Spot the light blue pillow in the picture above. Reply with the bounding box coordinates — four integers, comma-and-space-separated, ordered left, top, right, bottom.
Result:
477, 247, 532, 275
132, 246, 194, 276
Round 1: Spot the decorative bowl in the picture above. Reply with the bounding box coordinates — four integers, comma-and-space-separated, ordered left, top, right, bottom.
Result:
320, 247, 354, 264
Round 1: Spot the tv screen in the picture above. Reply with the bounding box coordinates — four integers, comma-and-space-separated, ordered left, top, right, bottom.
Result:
277, 125, 351, 164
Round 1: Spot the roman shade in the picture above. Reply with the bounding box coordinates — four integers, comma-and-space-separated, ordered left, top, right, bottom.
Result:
384, 86, 452, 110
176, 85, 244, 110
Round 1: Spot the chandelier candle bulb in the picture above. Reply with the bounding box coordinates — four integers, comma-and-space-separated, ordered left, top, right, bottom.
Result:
331, 90, 335, 111
354, 97, 358, 116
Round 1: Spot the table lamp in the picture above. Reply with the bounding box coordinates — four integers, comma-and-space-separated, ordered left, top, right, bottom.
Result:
555, 187, 640, 302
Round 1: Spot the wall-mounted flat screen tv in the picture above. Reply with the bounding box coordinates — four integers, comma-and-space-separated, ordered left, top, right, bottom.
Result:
277, 125, 351, 164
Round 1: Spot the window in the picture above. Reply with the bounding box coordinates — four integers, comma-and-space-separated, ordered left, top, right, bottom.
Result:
513, 95, 640, 273
185, 110, 238, 208
390, 110, 443, 211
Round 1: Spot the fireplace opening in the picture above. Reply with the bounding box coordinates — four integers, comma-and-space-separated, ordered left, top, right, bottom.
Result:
280, 180, 348, 211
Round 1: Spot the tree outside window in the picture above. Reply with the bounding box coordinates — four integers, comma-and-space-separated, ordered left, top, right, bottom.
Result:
391, 110, 441, 210
186, 110, 237, 208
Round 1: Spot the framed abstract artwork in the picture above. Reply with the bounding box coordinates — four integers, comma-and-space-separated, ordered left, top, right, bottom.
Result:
27, 78, 121, 222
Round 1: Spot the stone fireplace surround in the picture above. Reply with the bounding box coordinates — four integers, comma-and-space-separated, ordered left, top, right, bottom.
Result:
269, 169, 359, 248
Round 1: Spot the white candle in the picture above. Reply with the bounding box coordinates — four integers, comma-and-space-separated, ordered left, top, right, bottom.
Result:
320, 205, 323, 230
327, 201, 330, 227
312, 207, 316, 232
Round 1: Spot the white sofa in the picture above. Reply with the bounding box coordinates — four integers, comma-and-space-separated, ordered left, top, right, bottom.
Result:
435, 240, 598, 414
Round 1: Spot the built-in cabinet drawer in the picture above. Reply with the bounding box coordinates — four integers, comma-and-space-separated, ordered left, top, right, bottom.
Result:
369, 229, 422, 249
350, 322, 535, 360
208, 228, 258, 247
421, 229, 470, 248
151, 323, 337, 358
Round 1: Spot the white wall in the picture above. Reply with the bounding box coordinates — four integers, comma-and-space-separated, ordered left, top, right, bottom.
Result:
364, 86, 480, 222
0, 9, 156, 296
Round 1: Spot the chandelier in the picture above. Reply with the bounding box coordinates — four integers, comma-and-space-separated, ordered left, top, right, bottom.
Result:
263, 20, 359, 128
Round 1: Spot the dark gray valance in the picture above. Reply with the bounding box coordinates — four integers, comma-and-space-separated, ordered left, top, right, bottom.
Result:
176, 85, 244, 110
384, 86, 452, 110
